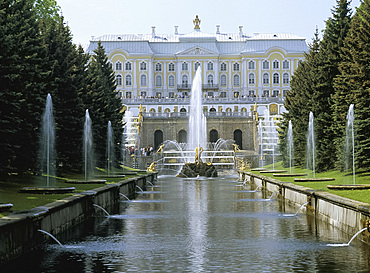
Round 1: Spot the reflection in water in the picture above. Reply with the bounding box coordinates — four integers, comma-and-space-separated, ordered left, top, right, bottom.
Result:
3, 174, 370, 272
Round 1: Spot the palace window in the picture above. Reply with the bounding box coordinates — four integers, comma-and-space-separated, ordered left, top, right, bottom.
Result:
155, 75, 162, 87
169, 92, 175, 98
125, 74, 132, 86
220, 75, 227, 86
263, 90, 270, 97
263, 73, 269, 84
125, 61, 132, 71
262, 60, 269, 70
220, 91, 227, 98
220, 62, 227, 71
273, 73, 279, 84
208, 74, 214, 85
155, 63, 162, 72
233, 62, 240, 71
182, 74, 188, 85
195, 62, 201, 71
272, 90, 279, 97
283, 73, 289, 84
182, 62, 188, 71
233, 74, 240, 86
168, 62, 175, 71
140, 91, 147, 97
207, 62, 213, 71
140, 61, 146, 71
273, 60, 279, 69
249, 90, 255, 97
283, 60, 290, 69
126, 91, 132, 98
140, 74, 147, 86
168, 75, 175, 87
116, 74, 122, 85
248, 73, 255, 84
115, 61, 122, 71
248, 60, 255, 70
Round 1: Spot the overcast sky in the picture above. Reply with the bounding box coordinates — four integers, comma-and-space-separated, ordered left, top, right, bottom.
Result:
57, 0, 362, 46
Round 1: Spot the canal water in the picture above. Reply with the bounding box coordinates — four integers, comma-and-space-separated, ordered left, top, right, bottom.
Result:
5, 173, 370, 272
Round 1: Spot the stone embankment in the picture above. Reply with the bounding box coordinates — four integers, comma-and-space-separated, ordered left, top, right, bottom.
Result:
239, 171, 370, 244
0, 173, 156, 264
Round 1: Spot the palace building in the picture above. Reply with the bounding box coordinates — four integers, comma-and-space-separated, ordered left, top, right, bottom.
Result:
86, 16, 308, 163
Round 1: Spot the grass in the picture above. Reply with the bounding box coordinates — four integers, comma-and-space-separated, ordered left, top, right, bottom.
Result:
0, 166, 146, 215
250, 161, 370, 204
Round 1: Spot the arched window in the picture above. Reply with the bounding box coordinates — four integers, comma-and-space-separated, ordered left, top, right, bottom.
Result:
182, 74, 188, 85
207, 62, 213, 71
178, 130, 187, 143
220, 75, 227, 86
155, 63, 162, 72
194, 62, 201, 71
263, 73, 269, 84
155, 75, 162, 87
209, 129, 218, 143
168, 75, 175, 87
273, 73, 279, 84
233, 74, 240, 86
234, 129, 243, 150
182, 62, 188, 71
180, 107, 187, 116
262, 60, 269, 70
115, 61, 122, 71
273, 60, 279, 69
140, 61, 146, 71
233, 62, 240, 71
125, 61, 132, 71
207, 74, 214, 85
283, 60, 290, 69
168, 62, 175, 71
125, 75, 132, 86
248, 73, 255, 84
283, 73, 289, 84
248, 61, 255, 70
140, 74, 147, 86
116, 74, 122, 85
154, 130, 163, 150
220, 62, 227, 71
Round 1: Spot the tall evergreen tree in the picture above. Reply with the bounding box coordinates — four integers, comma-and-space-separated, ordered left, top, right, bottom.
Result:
333, 0, 370, 170
0, 0, 48, 177
43, 17, 85, 173
83, 41, 123, 168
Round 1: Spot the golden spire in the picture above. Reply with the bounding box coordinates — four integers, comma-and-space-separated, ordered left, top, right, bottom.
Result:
193, 15, 201, 30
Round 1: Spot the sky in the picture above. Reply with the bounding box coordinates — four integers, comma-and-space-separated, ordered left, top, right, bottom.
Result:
57, 0, 362, 46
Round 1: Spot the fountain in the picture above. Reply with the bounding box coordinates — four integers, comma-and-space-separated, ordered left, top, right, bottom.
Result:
66, 110, 106, 184
38, 229, 63, 247
107, 121, 115, 175
135, 185, 144, 192
119, 193, 131, 201
93, 204, 110, 216
327, 227, 368, 247
20, 94, 75, 194
287, 120, 294, 173
306, 112, 315, 178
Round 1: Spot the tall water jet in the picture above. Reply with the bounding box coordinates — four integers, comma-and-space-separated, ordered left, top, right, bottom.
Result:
345, 104, 355, 184
39, 93, 56, 186
258, 119, 264, 167
107, 121, 115, 175
188, 67, 207, 152
84, 110, 95, 180
306, 112, 315, 178
287, 120, 294, 173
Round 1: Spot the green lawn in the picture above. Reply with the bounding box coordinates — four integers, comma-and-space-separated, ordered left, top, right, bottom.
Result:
0, 167, 146, 216
250, 161, 370, 204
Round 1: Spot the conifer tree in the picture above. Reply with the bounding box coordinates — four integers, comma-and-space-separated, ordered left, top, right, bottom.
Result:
83, 42, 123, 168
333, 0, 370, 170
0, 0, 48, 177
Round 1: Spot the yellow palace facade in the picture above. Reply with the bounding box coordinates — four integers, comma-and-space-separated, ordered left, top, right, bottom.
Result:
87, 16, 308, 157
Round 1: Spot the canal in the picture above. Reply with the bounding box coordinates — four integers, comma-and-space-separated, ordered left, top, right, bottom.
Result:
4, 173, 370, 272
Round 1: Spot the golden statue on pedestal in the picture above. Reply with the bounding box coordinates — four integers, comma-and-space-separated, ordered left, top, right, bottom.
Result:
194, 147, 203, 164
232, 144, 241, 152
193, 15, 201, 30
156, 143, 165, 154
147, 162, 156, 172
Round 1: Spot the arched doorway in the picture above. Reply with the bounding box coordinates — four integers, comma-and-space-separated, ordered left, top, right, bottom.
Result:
210, 129, 218, 143
233, 129, 242, 150
154, 130, 163, 150
178, 130, 187, 143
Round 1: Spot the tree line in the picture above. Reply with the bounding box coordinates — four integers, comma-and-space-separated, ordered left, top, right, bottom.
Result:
279, 0, 370, 172
0, 0, 123, 179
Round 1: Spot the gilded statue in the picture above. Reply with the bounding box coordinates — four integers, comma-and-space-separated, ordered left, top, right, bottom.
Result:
194, 146, 203, 164
147, 162, 156, 172
193, 15, 201, 30
232, 143, 241, 152
156, 143, 165, 154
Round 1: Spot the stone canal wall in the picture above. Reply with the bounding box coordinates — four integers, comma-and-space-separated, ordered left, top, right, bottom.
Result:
0, 173, 155, 264
239, 171, 370, 244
